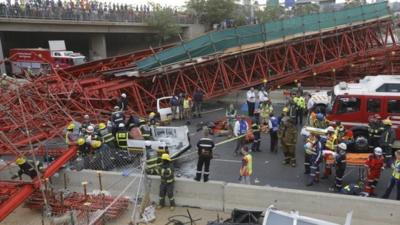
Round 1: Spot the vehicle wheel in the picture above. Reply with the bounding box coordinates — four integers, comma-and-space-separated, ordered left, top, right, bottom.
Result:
353, 131, 369, 153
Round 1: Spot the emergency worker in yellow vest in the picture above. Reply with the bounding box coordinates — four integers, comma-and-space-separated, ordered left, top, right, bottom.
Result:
139, 119, 152, 140
259, 100, 273, 127
115, 123, 128, 150
65, 123, 78, 145
240, 146, 253, 185
157, 153, 176, 210
293, 93, 306, 125
98, 122, 117, 149
145, 141, 161, 175
382, 150, 400, 200
322, 126, 337, 178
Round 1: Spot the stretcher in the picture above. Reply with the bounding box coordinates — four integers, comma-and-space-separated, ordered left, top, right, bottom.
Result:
326, 153, 370, 181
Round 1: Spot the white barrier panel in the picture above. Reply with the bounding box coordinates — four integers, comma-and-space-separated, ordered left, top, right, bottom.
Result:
224, 183, 400, 225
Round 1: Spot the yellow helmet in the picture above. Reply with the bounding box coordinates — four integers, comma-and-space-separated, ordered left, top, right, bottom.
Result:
98, 123, 106, 130
77, 138, 85, 146
161, 153, 171, 161
383, 119, 392, 126
149, 112, 156, 118
16, 157, 26, 165
67, 123, 75, 130
283, 107, 289, 113
91, 140, 102, 149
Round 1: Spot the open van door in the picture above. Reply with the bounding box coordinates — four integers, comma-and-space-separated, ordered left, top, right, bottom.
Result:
157, 96, 180, 122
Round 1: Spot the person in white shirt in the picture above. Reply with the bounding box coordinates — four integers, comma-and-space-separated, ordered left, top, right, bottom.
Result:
246, 87, 256, 117
258, 86, 269, 104
233, 115, 249, 156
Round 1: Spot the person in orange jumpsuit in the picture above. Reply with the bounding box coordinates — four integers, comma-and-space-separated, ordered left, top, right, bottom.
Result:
364, 147, 385, 196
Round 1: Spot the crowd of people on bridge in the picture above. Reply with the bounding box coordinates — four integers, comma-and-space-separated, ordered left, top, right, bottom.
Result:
0, 0, 193, 23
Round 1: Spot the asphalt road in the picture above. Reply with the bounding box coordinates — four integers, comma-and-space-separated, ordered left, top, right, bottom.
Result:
170, 99, 396, 200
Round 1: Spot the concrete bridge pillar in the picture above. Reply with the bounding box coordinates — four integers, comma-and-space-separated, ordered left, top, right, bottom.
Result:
0, 33, 5, 74
89, 34, 107, 61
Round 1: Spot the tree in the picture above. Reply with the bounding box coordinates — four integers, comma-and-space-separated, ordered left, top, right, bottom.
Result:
186, 0, 207, 23
292, 3, 320, 17
205, 0, 237, 26
344, 0, 363, 9
145, 4, 181, 44
256, 6, 285, 23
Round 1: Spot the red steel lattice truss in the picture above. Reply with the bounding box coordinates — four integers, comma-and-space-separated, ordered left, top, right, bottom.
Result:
0, 18, 400, 222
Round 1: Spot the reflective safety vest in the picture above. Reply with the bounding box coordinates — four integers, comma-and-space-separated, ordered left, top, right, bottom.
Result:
392, 160, 400, 180
99, 128, 115, 143
160, 166, 174, 183
146, 157, 161, 175
325, 135, 337, 150
240, 154, 253, 176
116, 131, 128, 148
294, 96, 306, 109
251, 123, 260, 133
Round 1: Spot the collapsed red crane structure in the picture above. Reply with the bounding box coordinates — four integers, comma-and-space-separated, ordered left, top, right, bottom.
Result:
0, 13, 400, 223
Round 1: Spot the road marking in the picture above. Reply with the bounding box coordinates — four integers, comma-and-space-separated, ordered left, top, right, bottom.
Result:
213, 159, 241, 163
202, 108, 224, 114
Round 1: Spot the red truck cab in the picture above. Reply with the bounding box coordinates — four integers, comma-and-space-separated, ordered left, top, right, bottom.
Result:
326, 75, 400, 150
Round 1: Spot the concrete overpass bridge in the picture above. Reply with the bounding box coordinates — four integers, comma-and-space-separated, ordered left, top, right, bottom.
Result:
0, 15, 204, 73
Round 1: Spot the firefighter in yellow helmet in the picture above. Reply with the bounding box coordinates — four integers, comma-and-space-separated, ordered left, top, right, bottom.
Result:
157, 153, 176, 211
65, 123, 78, 145
12, 157, 43, 180
380, 119, 396, 167
149, 112, 159, 126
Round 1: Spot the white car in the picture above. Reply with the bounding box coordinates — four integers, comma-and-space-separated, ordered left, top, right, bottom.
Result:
127, 125, 190, 158
157, 96, 180, 122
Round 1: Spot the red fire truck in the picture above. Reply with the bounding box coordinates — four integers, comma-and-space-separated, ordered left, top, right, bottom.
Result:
325, 75, 400, 151
8, 41, 85, 76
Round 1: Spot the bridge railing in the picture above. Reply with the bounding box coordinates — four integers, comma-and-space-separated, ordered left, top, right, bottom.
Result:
0, 4, 195, 24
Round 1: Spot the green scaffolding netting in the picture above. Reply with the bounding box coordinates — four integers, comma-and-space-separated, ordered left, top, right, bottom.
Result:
136, 2, 390, 71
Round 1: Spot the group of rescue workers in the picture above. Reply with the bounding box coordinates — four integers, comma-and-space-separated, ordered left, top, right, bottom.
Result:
12, 84, 400, 211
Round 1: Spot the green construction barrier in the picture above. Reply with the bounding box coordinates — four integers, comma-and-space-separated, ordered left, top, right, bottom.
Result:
136, 2, 390, 71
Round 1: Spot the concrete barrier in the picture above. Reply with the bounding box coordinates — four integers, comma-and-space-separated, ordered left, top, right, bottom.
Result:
224, 183, 400, 225
51, 170, 400, 225
53, 170, 225, 211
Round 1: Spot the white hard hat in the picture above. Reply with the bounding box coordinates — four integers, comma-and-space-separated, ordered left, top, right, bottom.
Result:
114, 106, 120, 110
86, 125, 94, 133
2, 73, 6, 76
145, 141, 151, 146
84, 114, 89, 119
107, 120, 112, 127
374, 147, 383, 156
304, 142, 313, 149
327, 126, 335, 133
338, 143, 347, 150
121, 93, 127, 98
118, 123, 125, 128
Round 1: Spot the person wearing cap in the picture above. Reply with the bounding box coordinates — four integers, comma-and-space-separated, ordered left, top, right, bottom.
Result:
12, 157, 43, 180
111, 106, 125, 132
278, 117, 298, 167
313, 113, 329, 129
368, 114, 384, 149
195, 127, 215, 182
332, 143, 347, 192
246, 87, 256, 117
364, 147, 385, 196
382, 150, 400, 200
117, 93, 128, 111
233, 115, 249, 156
322, 126, 337, 179
145, 141, 161, 175
380, 119, 396, 167
239, 146, 253, 185
268, 113, 280, 153
65, 123, 78, 145
157, 153, 176, 210
307, 134, 324, 186
98, 122, 116, 149
115, 123, 128, 150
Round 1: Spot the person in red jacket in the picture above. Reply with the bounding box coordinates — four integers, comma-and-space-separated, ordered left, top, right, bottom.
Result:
364, 147, 385, 196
